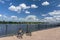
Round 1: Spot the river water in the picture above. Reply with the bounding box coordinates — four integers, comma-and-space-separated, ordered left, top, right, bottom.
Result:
0, 24, 59, 36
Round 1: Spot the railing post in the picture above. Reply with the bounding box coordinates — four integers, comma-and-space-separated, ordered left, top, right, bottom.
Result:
6, 24, 8, 35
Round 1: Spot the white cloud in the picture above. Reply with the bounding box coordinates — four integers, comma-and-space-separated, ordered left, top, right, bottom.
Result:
9, 5, 16, 11
19, 3, 30, 9
42, 10, 60, 23
0, 14, 39, 22
31, 4, 38, 8
18, 15, 39, 22
9, 15, 39, 22
10, 16, 19, 22
42, 1, 50, 6
48, 10, 60, 16
44, 17, 55, 21
25, 15, 39, 22
25, 10, 30, 14
3, 15, 7, 18
42, 16, 60, 23
18, 18, 25, 22
8, 3, 38, 13
42, 14, 47, 16
10, 3, 12, 5
0, 0, 5, 4
11, 16, 18, 18
0, 14, 2, 17
57, 4, 60, 7
9, 3, 30, 13
42, 17, 57, 23
0, 14, 8, 21
9, 5, 21, 13
53, 16, 60, 18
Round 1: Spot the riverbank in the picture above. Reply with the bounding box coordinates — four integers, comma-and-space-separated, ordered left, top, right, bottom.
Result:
0, 27, 60, 40
0, 21, 45, 24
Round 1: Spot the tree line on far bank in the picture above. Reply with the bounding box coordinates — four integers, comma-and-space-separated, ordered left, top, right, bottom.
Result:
0, 21, 45, 24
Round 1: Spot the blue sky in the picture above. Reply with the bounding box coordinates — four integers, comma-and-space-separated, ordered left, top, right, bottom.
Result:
0, 0, 60, 23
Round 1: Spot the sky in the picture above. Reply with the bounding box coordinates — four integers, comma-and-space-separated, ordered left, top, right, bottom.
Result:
0, 0, 60, 23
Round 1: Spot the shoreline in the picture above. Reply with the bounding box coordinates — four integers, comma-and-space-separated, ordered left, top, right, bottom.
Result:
0, 27, 60, 40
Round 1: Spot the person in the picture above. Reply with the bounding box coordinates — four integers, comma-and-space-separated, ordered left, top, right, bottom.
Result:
17, 28, 23, 39
26, 28, 32, 36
